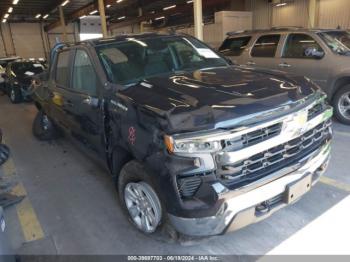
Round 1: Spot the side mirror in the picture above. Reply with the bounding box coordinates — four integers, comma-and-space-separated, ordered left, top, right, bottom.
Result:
304, 47, 325, 59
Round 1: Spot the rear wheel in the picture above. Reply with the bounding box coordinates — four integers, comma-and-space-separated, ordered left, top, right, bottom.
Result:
9, 87, 22, 104
32, 111, 59, 140
333, 85, 350, 125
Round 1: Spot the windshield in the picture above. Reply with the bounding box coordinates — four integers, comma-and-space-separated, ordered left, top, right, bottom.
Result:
318, 31, 350, 55
12, 62, 45, 76
96, 35, 228, 85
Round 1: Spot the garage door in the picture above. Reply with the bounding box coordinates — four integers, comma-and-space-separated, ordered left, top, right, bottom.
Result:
10, 23, 45, 59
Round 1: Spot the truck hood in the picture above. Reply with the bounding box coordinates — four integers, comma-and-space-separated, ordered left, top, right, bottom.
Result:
118, 66, 319, 133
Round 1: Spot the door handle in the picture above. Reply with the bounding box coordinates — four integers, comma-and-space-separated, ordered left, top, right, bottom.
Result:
247, 61, 256, 66
279, 63, 291, 68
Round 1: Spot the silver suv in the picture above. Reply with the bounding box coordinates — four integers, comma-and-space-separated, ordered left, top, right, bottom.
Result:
219, 28, 350, 125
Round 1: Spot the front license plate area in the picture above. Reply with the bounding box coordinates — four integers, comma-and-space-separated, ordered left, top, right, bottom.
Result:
285, 174, 312, 204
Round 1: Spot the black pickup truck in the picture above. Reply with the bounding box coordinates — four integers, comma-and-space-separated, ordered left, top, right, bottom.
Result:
32, 33, 333, 237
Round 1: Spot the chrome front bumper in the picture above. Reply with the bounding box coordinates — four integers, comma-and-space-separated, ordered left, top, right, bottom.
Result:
168, 141, 331, 236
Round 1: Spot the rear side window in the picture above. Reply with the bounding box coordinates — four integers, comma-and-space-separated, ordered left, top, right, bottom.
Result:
219, 36, 252, 56
55, 51, 70, 87
283, 33, 324, 59
251, 34, 281, 57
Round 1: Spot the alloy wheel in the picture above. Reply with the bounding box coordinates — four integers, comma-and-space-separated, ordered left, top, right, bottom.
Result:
124, 182, 162, 233
338, 91, 350, 120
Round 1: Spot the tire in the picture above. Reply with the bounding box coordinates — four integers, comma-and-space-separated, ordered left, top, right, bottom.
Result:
333, 84, 350, 125
32, 111, 59, 141
9, 86, 22, 104
118, 160, 178, 240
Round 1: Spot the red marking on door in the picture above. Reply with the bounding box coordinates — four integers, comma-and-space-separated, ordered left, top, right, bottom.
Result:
128, 127, 136, 145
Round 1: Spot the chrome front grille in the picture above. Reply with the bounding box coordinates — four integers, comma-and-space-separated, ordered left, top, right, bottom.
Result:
223, 122, 282, 151
308, 101, 325, 121
219, 120, 332, 187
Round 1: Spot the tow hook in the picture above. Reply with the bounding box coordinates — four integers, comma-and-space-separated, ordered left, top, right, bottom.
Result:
255, 201, 270, 216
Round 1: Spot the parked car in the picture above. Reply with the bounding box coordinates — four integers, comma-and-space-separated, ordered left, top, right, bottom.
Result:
219, 28, 350, 125
32, 33, 332, 237
2, 60, 46, 103
0, 57, 21, 90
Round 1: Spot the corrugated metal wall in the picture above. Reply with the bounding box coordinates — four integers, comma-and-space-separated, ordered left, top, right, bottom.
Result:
0, 22, 78, 59
10, 23, 46, 59
0, 32, 6, 57
318, 0, 350, 29
245, 0, 271, 29
0, 24, 16, 56
272, 0, 309, 27
246, 0, 350, 30
0, 23, 47, 59
245, 0, 308, 28
47, 23, 78, 49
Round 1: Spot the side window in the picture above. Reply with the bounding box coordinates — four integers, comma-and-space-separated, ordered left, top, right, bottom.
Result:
55, 51, 70, 87
219, 36, 252, 56
283, 33, 324, 59
251, 34, 281, 57
72, 50, 97, 95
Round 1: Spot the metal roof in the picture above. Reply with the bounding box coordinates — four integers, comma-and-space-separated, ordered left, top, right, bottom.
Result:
0, 0, 93, 22
0, 0, 230, 31
0, 0, 190, 22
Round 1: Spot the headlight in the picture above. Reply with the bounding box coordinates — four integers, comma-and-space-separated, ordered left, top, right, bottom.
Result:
164, 135, 222, 153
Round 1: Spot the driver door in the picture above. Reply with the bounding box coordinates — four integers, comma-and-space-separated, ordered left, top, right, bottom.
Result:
278, 33, 330, 88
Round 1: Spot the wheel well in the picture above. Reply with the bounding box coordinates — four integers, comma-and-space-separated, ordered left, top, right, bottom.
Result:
110, 146, 133, 181
332, 77, 350, 100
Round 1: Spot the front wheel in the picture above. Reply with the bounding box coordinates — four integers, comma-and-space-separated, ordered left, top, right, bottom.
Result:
333, 85, 350, 125
124, 182, 162, 233
118, 161, 178, 240
118, 161, 163, 234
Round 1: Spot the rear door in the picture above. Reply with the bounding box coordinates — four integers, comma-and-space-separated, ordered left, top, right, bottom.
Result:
278, 33, 330, 87
247, 34, 282, 70
66, 48, 104, 155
